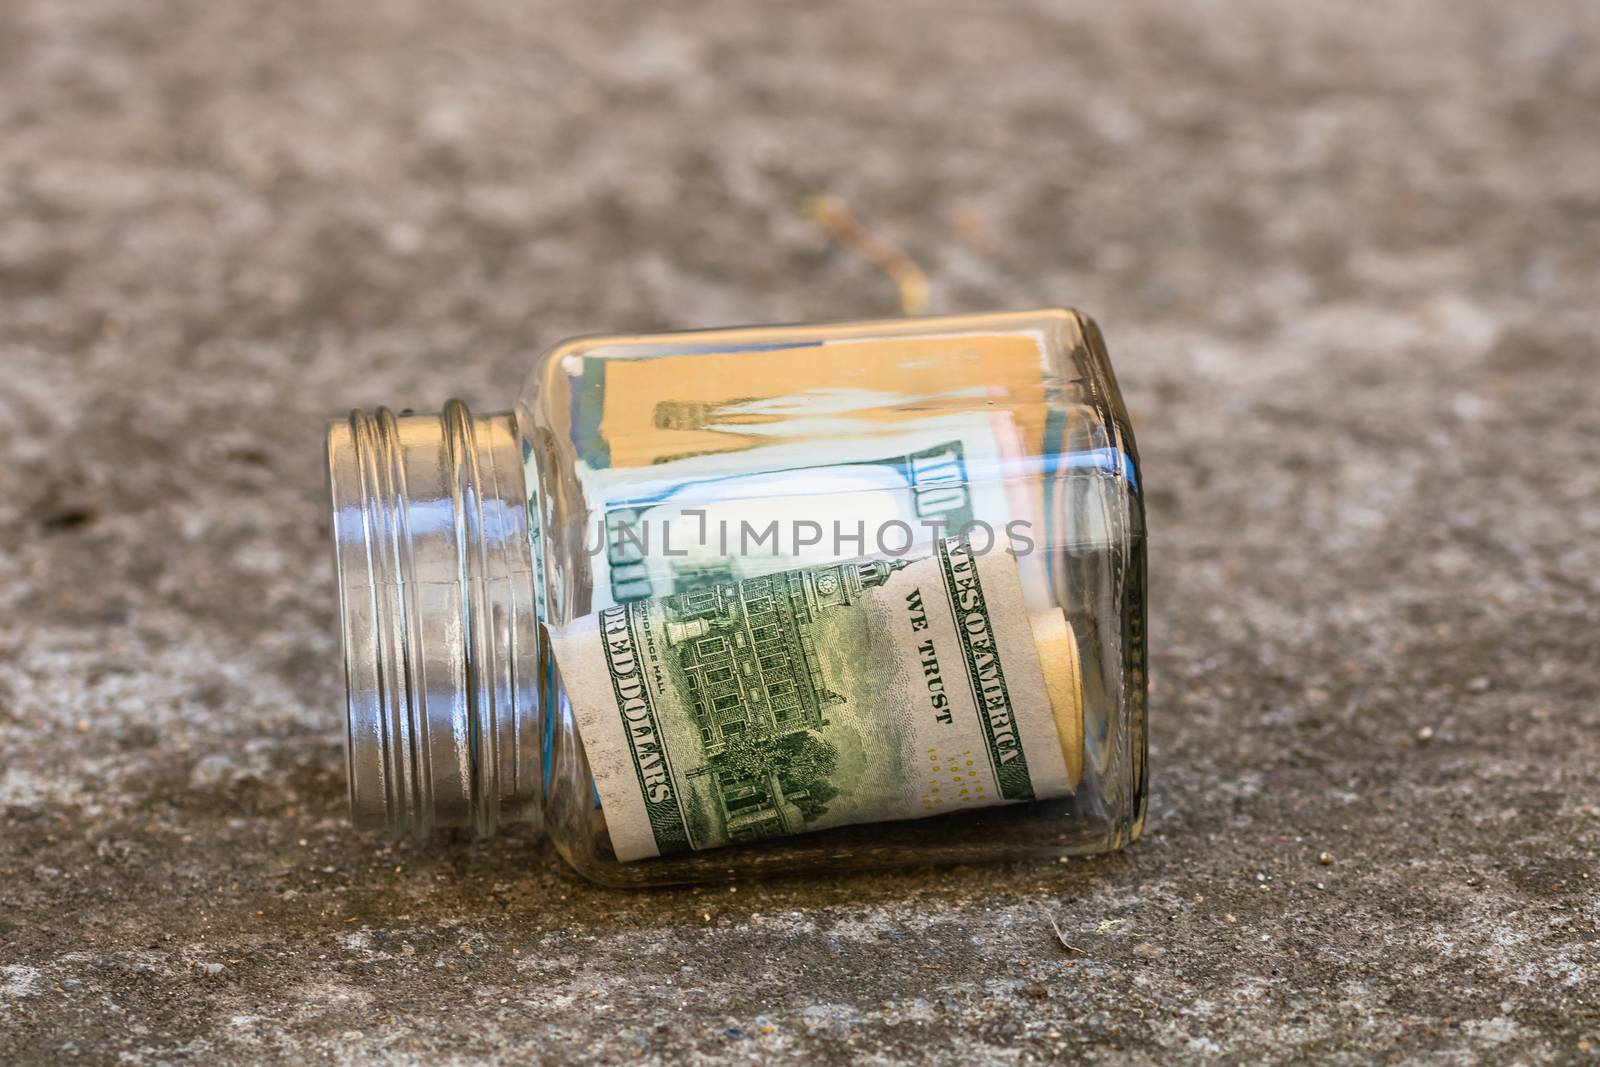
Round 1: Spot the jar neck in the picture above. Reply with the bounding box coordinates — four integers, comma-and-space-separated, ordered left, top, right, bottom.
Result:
326, 401, 543, 839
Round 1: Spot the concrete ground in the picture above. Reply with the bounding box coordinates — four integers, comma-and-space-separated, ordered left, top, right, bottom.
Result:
2, 0, 1598, 1062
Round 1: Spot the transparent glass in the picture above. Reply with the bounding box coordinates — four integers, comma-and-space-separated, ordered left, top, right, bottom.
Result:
517, 309, 1146, 886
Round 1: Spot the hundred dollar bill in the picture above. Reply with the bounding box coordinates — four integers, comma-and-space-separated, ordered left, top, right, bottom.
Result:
545, 535, 1078, 862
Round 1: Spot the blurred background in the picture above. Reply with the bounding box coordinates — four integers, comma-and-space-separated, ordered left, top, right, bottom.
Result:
1, 1, 1597, 1062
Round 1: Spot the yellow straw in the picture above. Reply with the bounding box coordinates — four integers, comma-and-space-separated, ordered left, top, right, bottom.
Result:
804, 195, 929, 315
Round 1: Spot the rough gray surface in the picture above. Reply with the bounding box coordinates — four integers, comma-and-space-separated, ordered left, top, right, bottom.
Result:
2, 0, 1598, 1062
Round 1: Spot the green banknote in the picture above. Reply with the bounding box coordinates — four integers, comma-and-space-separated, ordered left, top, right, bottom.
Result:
546, 536, 1073, 862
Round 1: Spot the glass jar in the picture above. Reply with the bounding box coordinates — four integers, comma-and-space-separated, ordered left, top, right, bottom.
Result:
326, 309, 1146, 886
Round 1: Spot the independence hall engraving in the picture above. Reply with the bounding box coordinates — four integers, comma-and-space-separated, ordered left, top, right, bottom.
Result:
661, 557, 905, 841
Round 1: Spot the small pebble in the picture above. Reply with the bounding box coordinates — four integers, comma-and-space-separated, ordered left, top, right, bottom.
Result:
1318, 851, 1334, 865
1415, 726, 1435, 744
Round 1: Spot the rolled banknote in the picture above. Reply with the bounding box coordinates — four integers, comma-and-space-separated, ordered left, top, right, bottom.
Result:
546, 534, 1083, 862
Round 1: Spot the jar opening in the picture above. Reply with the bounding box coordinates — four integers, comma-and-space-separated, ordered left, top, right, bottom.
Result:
325, 402, 542, 838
